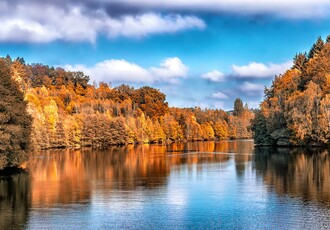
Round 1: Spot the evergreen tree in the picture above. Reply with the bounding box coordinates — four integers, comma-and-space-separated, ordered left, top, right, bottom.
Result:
233, 98, 244, 117
326, 35, 330, 44
308, 36, 324, 59
0, 59, 32, 169
250, 110, 274, 145
292, 53, 307, 71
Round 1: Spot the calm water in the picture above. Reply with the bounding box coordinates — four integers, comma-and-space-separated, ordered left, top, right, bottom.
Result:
1, 140, 329, 229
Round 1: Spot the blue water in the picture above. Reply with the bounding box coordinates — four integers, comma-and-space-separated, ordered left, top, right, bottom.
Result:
1, 141, 329, 229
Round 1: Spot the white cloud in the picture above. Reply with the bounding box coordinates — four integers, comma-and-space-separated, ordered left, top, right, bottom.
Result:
232, 61, 292, 78
239, 82, 264, 95
66, 60, 153, 83
107, 0, 330, 18
150, 57, 189, 83
211, 91, 228, 99
106, 14, 205, 38
65, 57, 188, 84
201, 70, 225, 82
0, 3, 205, 43
0, 4, 100, 43
202, 61, 291, 81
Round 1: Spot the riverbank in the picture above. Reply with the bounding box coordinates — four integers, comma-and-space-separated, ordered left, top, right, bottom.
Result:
33, 137, 254, 151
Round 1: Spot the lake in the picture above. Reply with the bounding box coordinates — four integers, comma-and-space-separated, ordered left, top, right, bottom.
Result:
1, 140, 329, 229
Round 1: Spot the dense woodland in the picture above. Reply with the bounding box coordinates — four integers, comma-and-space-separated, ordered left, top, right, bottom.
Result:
0, 60, 31, 169
2, 36, 330, 170
252, 36, 330, 146
0, 55, 253, 168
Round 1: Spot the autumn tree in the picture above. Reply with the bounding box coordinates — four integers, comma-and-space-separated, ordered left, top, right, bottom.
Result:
133, 86, 168, 118
253, 36, 330, 146
149, 118, 165, 143
108, 118, 129, 145
0, 59, 32, 169
111, 84, 135, 103
162, 114, 183, 141
201, 122, 215, 140
213, 120, 229, 140
0, 54, 256, 151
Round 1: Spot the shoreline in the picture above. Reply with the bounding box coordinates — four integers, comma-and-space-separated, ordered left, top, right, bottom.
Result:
32, 138, 254, 151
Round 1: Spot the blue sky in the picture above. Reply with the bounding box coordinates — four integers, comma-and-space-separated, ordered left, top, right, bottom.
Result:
1, 1, 330, 110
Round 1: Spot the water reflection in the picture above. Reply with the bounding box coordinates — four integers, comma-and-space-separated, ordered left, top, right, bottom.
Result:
0, 141, 329, 229
0, 173, 30, 229
2, 142, 329, 208
167, 140, 253, 167
255, 147, 330, 204
26, 141, 254, 207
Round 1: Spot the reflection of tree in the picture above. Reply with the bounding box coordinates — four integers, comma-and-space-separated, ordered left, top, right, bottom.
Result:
28, 145, 171, 206
27, 141, 255, 207
167, 140, 254, 155
166, 140, 254, 172
0, 174, 30, 229
254, 147, 330, 203
93, 144, 170, 190
230, 140, 254, 178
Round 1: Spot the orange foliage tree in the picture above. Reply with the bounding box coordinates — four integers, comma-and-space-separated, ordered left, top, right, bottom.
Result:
252, 36, 330, 146
0, 56, 255, 150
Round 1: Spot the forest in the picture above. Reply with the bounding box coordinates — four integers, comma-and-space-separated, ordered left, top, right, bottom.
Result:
3, 35, 330, 171
252, 36, 330, 146
0, 55, 254, 168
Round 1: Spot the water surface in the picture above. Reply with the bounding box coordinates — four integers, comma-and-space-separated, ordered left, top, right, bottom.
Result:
1, 140, 329, 229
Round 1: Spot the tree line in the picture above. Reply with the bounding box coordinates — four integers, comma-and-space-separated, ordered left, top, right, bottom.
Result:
0, 55, 254, 170
252, 36, 330, 146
